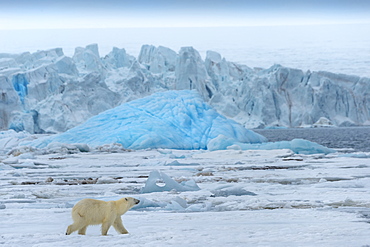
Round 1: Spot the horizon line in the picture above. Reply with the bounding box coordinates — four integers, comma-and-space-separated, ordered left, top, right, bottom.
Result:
1, 21, 370, 31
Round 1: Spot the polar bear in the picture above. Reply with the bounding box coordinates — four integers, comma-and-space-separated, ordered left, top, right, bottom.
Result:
66, 197, 140, 235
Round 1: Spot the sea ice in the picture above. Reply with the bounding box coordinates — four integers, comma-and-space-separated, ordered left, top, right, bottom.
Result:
8, 161, 36, 169
1, 146, 370, 246
207, 135, 334, 154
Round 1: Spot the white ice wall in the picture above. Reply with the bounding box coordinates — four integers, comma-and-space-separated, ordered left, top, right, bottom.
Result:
1, 44, 369, 133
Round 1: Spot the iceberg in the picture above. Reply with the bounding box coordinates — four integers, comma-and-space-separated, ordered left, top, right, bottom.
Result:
23, 90, 267, 150
141, 170, 200, 193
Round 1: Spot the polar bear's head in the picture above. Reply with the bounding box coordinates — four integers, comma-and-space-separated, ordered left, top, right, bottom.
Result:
124, 197, 140, 208
116, 197, 140, 215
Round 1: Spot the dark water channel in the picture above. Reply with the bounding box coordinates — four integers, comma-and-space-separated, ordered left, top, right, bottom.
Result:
254, 127, 370, 152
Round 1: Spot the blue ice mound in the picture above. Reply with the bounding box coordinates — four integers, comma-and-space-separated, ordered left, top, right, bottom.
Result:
25, 90, 267, 149
141, 170, 200, 193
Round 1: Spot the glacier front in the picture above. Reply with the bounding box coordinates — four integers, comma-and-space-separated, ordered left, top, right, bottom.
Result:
24, 90, 267, 150
1, 44, 370, 133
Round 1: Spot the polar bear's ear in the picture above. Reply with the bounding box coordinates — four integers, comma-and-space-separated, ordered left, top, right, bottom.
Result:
125, 198, 128, 201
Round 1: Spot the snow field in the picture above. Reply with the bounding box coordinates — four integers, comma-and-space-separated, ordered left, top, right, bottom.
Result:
1, 209, 369, 247
1, 148, 370, 246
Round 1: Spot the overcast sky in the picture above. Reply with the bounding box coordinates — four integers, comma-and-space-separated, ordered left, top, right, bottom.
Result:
1, 0, 370, 29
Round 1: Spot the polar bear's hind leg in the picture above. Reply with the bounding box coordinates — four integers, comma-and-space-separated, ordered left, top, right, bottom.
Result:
78, 226, 88, 235
66, 223, 79, 235
66, 220, 88, 235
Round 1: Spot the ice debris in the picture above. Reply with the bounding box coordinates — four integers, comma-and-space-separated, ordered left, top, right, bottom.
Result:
141, 170, 200, 193
0, 130, 33, 154
211, 184, 257, 197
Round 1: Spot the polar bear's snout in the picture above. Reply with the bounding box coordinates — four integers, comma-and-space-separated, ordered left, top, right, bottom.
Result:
134, 198, 140, 204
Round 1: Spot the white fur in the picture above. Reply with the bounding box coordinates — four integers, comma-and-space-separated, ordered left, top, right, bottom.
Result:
66, 197, 139, 235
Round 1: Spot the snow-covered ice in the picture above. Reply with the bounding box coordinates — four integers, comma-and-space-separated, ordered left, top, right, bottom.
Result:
1, 146, 370, 246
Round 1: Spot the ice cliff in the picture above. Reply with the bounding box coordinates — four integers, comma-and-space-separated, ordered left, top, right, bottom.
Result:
1, 44, 369, 133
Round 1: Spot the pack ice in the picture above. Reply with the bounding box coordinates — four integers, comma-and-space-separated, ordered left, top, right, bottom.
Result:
1, 44, 370, 134
23, 90, 267, 150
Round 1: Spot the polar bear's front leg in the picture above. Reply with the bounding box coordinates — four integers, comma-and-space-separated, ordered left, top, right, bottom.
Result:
113, 217, 129, 234
101, 221, 112, 236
